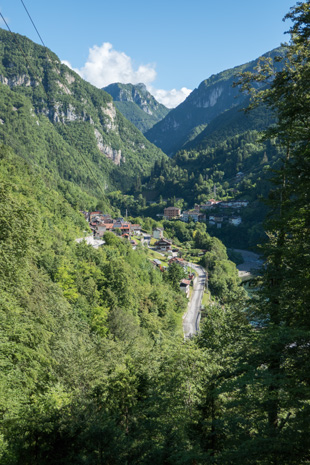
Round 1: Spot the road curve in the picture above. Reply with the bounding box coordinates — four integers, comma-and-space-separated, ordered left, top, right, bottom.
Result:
183, 263, 206, 338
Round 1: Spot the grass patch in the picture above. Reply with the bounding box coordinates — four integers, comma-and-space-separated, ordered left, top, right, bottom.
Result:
147, 249, 169, 263
202, 291, 210, 307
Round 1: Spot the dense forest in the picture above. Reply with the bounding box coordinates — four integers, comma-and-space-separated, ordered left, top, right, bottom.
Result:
0, 1, 310, 464
0, 28, 166, 196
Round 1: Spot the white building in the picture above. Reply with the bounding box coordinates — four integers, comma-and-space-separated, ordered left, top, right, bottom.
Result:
229, 216, 242, 226
153, 227, 164, 240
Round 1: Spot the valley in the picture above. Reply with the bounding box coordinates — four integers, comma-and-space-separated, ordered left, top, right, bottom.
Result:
0, 3, 309, 462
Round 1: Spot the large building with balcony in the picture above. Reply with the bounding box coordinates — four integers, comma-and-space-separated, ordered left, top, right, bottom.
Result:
164, 206, 181, 220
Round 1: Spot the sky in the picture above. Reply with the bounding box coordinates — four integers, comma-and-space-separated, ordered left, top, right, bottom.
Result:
0, 0, 295, 107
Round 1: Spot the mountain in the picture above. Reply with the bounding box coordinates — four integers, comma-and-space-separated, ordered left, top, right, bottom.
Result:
145, 48, 284, 156
103, 82, 170, 133
0, 29, 166, 199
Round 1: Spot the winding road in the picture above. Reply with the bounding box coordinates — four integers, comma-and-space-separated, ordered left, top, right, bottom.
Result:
183, 263, 206, 338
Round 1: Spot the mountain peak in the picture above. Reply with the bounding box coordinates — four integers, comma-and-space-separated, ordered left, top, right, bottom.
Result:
145, 47, 285, 155
103, 82, 170, 133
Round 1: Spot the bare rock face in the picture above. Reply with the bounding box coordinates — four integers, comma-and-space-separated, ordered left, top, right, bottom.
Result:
57, 80, 72, 95
102, 82, 170, 133
94, 128, 122, 165
0, 74, 36, 87
194, 86, 224, 108
52, 103, 79, 123
101, 102, 117, 132
65, 73, 75, 85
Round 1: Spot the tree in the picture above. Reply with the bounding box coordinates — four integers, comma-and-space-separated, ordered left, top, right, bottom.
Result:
229, 3, 310, 462
165, 262, 186, 292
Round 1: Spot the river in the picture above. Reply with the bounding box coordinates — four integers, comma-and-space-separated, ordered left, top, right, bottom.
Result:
234, 249, 263, 280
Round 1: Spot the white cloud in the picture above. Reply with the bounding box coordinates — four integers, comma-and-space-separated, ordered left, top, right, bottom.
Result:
63, 43, 192, 108
61, 60, 81, 76
150, 86, 192, 108
77, 42, 156, 88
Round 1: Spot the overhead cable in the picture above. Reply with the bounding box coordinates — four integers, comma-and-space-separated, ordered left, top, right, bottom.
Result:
20, 0, 46, 47
0, 11, 12, 32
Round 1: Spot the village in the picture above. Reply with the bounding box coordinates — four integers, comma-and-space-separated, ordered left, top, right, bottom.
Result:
78, 196, 250, 300
78, 210, 197, 298
163, 198, 249, 227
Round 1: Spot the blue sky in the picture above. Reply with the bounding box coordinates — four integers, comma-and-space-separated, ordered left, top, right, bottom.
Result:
0, 0, 295, 106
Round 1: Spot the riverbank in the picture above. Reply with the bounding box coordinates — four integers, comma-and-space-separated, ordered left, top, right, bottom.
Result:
234, 249, 263, 280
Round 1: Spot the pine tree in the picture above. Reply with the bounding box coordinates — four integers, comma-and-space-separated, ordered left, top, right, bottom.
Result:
228, 3, 310, 463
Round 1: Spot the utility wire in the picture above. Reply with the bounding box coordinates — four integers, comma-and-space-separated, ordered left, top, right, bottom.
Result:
20, 0, 46, 47
0, 11, 12, 32
0, 7, 108, 201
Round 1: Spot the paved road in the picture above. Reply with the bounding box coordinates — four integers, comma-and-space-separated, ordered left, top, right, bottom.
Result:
183, 263, 206, 338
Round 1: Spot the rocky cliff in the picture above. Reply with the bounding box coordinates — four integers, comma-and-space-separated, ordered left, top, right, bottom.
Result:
145, 48, 284, 156
0, 29, 166, 194
103, 82, 170, 133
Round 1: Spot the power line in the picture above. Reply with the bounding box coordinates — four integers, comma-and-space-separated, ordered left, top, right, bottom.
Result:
20, 0, 46, 47
0, 11, 12, 32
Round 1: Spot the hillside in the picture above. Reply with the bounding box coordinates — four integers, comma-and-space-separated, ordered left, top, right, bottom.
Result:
0, 144, 195, 462
145, 48, 284, 156
1, 1, 310, 461
103, 82, 170, 133
0, 29, 166, 197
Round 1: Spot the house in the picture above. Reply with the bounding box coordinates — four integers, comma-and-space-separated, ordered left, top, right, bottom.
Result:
180, 279, 191, 298
130, 224, 142, 235
168, 257, 187, 270
209, 215, 224, 228
229, 216, 242, 226
182, 210, 206, 223
101, 216, 114, 224
89, 211, 103, 221
94, 223, 107, 238
155, 238, 173, 252
219, 201, 233, 208
103, 223, 114, 231
153, 227, 164, 240
119, 224, 131, 233
164, 206, 181, 220
218, 200, 249, 210
200, 199, 221, 210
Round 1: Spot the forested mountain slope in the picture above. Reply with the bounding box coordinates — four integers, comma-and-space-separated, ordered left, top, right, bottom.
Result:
0, 29, 166, 195
1, 0, 310, 462
145, 48, 284, 156
103, 82, 170, 133
0, 144, 193, 462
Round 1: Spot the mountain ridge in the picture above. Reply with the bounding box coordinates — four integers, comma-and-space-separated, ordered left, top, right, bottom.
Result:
0, 28, 166, 197
103, 82, 170, 133
145, 47, 284, 156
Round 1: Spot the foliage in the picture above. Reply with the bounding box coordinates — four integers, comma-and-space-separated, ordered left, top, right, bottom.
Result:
0, 28, 166, 200
2, 4, 310, 462
0, 145, 189, 463
145, 48, 285, 156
